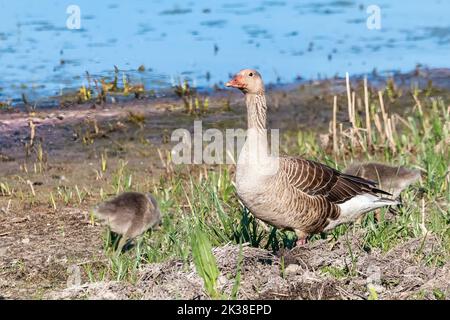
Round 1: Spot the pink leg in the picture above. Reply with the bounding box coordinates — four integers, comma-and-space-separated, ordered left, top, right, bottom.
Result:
296, 237, 308, 246
295, 230, 308, 247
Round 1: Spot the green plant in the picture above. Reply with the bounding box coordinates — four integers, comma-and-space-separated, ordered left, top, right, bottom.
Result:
190, 224, 221, 299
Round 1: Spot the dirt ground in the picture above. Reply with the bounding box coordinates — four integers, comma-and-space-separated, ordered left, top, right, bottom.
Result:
2, 202, 448, 299
42, 235, 449, 300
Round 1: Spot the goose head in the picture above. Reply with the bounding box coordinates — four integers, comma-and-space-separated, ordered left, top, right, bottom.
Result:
225, 69, 264, 94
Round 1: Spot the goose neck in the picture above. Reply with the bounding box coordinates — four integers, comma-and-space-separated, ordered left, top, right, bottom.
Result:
245, 93, 267, 132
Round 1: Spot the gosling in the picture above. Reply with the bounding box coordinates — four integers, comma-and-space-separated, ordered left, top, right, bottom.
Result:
93, 192, 162, 253
344, 163, 421, 198
344, 163, 421, 220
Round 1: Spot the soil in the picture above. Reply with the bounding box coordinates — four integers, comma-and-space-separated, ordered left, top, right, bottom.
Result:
42, 236, 449, 300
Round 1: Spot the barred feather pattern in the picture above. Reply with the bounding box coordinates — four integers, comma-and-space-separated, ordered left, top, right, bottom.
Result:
245, 93, 267, 131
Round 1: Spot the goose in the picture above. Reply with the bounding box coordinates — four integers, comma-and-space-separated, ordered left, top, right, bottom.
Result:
225, 69, 398, 245
344, 163, 421, 199
93, 192, 161, 253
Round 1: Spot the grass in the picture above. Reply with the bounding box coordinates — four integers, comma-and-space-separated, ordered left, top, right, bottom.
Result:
174, 78, 209, 114
190, 225, 221, 299
0, 76, 448, 299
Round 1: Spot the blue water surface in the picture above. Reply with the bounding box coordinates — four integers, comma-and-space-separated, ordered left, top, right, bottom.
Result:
0, 0, 449, 103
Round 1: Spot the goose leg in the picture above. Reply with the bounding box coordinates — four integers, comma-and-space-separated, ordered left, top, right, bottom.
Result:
374, 209, 381, 222
115, 236, 128, 255
295, 230, 308, 247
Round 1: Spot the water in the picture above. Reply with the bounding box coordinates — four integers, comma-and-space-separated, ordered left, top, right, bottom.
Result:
1, 0, 449, 104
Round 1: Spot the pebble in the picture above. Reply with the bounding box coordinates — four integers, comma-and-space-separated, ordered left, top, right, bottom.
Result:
284, 264, 302, 276
67, 265, 82, 288
0, 246, 8, 257
217, 274, 227, 287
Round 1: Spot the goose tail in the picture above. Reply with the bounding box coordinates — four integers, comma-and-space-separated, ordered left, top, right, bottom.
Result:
337, 193, 399, 221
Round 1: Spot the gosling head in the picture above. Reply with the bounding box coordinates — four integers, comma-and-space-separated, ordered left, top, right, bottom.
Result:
225, 69, 264, 95
145, 193, 162, 228
395, 167, 422, 188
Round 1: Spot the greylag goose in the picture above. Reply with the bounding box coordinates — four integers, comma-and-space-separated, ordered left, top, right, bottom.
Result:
93, 192, 161, 253
344, 163, 421, 199
225, 69, 398, 245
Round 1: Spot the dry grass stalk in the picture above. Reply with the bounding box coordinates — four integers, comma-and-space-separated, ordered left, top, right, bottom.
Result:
351, 91, 356, 128
345, 72, 353, 123
373, 113, 384, 138
412, 94, 424, 116
387, 117, 396, 151
333, 96, 338, 153
394, 114, 413, 130
26, 180, 36, 197
378, 91, 390, 139
364, 77, 372, 146
201, 165, 209, 181
420, 198, 428, 236
28, 119, 36, 147
354, 129, 367, 153
157, 148, 173, 175
391, 115, 399, 140
345, 73, 355, 146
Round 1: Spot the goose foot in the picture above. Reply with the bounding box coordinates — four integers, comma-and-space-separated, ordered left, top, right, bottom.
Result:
296, 237, 308, 247
295, 230, 308, 247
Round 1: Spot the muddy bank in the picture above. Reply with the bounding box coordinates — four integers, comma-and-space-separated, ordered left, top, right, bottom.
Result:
2, 68, 450, 168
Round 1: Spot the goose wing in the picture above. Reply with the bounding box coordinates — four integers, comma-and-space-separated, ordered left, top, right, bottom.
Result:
280, 157, 391, 204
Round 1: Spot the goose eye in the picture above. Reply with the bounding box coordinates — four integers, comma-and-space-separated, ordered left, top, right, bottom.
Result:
249, 72, 253, 77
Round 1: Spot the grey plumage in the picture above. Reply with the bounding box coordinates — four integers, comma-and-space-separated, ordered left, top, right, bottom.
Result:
344, 163, 421, 199
93, 192, 161, 252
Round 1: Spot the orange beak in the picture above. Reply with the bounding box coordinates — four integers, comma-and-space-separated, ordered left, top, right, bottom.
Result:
225, 75, 246, 89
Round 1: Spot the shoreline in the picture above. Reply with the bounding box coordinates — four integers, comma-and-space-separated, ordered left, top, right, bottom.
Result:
1, 67, 450, 168
1, 66, 450, 112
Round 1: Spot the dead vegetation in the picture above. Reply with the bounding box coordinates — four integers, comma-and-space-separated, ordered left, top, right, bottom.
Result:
44, 235, 449, 300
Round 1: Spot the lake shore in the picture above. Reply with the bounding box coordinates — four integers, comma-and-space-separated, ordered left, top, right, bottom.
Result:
2, 67, 450, 157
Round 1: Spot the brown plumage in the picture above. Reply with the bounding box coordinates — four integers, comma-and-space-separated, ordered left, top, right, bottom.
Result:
93, 192, 161, 252
226, 69, 398, 245
282, 157, 390, 203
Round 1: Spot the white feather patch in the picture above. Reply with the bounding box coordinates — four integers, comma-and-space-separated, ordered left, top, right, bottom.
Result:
324, 194, 398, 231
338, 194, 397, 217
